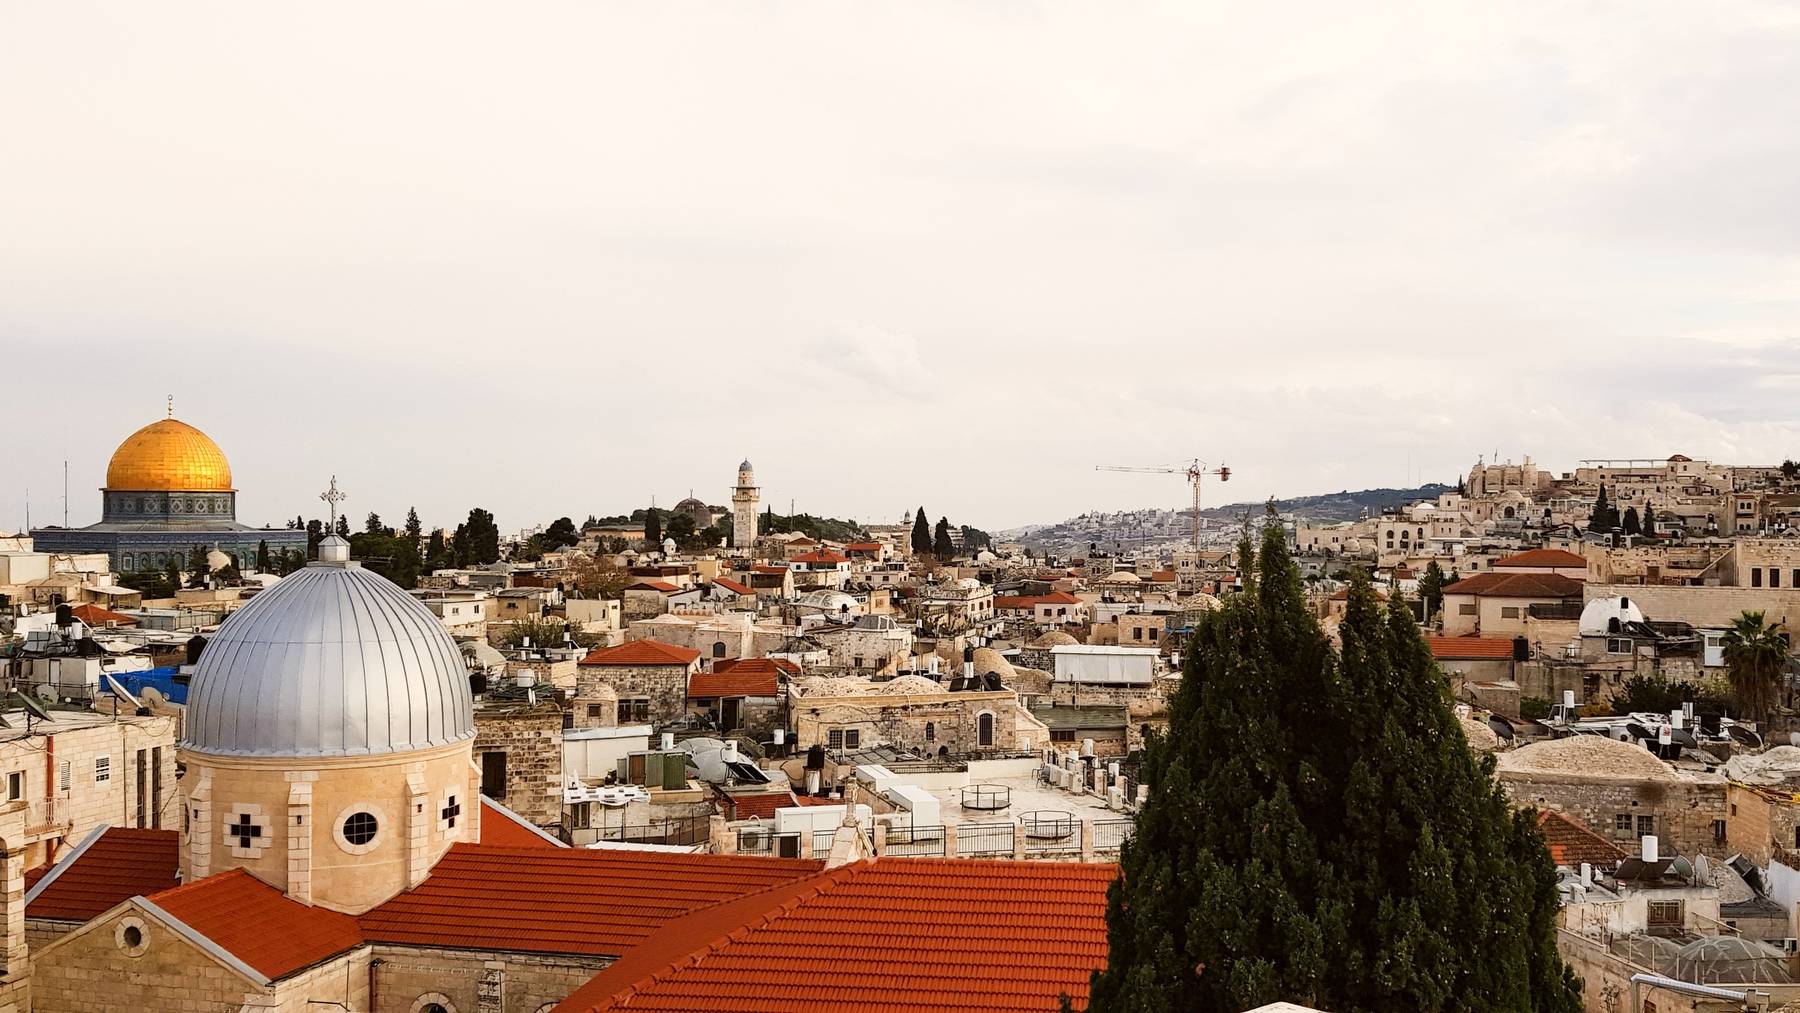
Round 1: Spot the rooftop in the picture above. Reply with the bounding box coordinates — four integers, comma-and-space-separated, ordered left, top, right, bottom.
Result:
1441, 571, 1585, 599
1495, 548, 1589, 569
144, 869, 363, 982
579, 640, 703, 667
25, 826, 179, 922
1425, 636, 1517, 660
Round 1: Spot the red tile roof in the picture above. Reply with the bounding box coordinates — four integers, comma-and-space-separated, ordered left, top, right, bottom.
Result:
480, 797, 566, 849
627, 580, 682, 593
718, 791, 798, 821
690, 667, 781, 698
1150, 570, 1177, 582
145, 869, 363, 981
555, 858, 1117, 1013
1495, 548, 1589, 570
70, 603, 138, 626
361, 845, 823, 958
1537, 810, 1628, 868
995, 591, 1082, 610
1426, 636, 1518, 660
713, 657, 800, 677
845, 542, 883, 552
1443, 572, 1585, 599
792, 550, 849, 565
580, 640, 702, 667
752, 565, 789, 574
710, 577, 752, 595
25, 827, 179, 922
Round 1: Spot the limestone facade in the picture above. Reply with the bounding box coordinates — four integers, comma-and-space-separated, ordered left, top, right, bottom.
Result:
472, 701, 563, 827
575, 660, 696, 726
1497, 770, 1726, 860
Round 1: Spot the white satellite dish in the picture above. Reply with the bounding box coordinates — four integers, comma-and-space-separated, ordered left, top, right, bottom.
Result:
104, 674, 141, 710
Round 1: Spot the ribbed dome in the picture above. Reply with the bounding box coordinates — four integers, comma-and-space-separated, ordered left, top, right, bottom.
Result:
106, 417, 234, 491
183, 560, 475, 757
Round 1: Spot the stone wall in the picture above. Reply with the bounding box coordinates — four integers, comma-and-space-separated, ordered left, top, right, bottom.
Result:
1497, 770, 1726, 859
1586, 581, 1800, 629
6, 716, 180, 868
576, 664, 692, 725
473, 701, 564, 827
370, 943, 607, 1013
794, 692, 1039, 755
1725, 782, 1798, 867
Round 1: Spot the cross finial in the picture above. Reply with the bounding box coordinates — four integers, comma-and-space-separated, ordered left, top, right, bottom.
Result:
320, 475, 347, 529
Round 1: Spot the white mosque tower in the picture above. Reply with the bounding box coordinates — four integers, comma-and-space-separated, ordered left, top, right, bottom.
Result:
176, 526, 480, 914
732, 459, 760, 550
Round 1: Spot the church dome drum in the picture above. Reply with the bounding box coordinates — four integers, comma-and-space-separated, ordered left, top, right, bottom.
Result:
183, 549, 475, 757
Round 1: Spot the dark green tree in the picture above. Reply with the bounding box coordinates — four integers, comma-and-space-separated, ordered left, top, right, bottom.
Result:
255, 540, 271, 572
1087, 517, 1580, 1013
424, 529, 449, 571
543, 516, 579, 552
1723, 610, 1788, 723
333, 514, 351, 538
960, 524, 992, 551
1621, 506, 1640, 536
1639, 506, 1657, 541
583, 514, 599, 530
912, 508, 932, 556
1416, 560, 1448, 621
365, 511, 385, 536
305, 519, 324, 559
185, 545, 212, 589
664, 512, 696, 546
643, 508, 663, 551
1784, 460, 1800, 481
1587, 486, 1616, 533
349, 530, 421, 589
450, 523, 470, 567
462, 507, 500, 564
933, 516, 954, 558
403, 507, 423, 542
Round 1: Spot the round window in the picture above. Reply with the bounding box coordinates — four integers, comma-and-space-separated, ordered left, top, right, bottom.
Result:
343, 811, 378, 845
122, 925, 143, 948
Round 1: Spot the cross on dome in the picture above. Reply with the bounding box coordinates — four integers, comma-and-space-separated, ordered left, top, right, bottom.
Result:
320, 475, 347, 529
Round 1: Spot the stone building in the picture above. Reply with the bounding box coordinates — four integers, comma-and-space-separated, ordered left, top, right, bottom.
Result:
1495, 737, 1726, 860
687, 658, 791, 738
575, 639, 702, 726
731, 460, 760, 551
473, 694, 565, 830
789, 673, 1047, 756
0, 708, 177, 873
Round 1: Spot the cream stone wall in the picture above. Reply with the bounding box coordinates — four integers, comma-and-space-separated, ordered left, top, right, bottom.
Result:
0, 715, 177, 868
794, 690, 1045, 755
1585, 581, 1800, 629
178, 738, 476, 915
472, 703, 562, 827
370, 943, 607, 1013
1497, 771, 1727, 859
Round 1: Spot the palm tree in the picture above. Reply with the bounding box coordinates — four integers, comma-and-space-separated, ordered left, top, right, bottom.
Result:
1724, 610, 1789, 723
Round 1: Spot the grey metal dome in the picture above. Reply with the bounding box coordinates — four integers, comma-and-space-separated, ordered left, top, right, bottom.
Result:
183, 559, 475, 757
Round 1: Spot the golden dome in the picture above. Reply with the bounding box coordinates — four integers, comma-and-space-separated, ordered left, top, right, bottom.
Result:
105, 418, 234, 492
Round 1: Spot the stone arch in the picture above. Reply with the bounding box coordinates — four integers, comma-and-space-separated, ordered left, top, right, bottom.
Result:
409, 994, 457, 1013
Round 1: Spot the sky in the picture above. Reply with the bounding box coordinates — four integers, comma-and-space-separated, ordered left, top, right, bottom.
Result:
6, 2, 1800, 536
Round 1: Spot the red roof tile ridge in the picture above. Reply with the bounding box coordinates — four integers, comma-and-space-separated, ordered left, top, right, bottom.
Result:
564, 862, 873, 1011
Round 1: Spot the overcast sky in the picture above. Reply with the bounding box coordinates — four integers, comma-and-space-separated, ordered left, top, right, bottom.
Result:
7, 2, 1800, 536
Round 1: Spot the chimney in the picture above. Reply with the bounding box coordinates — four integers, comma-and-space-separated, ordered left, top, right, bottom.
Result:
1642, 835, 1659, 862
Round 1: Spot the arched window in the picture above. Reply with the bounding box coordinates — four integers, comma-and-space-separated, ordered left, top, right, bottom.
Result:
711, 642, 727, 658
924, 722, 935, 742
977, 712, 995, 748
1503, 506, 1516, 519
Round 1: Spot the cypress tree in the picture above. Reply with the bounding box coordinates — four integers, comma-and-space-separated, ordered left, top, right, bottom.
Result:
933, 516, 955, 558
911, 507, 932, 555
1622, 506, 1640, 536
1088, 516, 1580, 1013
255, 540, 271, 572
643, 507, 662, 550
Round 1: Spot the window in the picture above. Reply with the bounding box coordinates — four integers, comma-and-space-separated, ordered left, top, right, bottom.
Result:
1050, 729, 1076, 742
230, 812, 263, 850
978, 712, 995, 748
1753, 568, 1763, 588
1607, 638, 1632, 655
828, 729, 843, 750
5, 772, 20, 802
712, 642, 727, 658
58, 760, 70, 794
151, 747, 162, 829
924, 722, 935, 742
1636, 814, 1655, 836
1776, 569, 1784, 589
616, 698, 651, 724
135, 749, 147, 828
1647, 900, 1684, 927
94, 756, 110, 783
1714, 819, 1727, 845
1458, 603, 1477, 616
1793, 825, 1799, 851
122, 925, 143, 948
826, 729, 861, 751
481, 752, 507, 798
1500, 607, 1520, 619
586, 703, 602, 719
1132, 628, 1144, 641
441, 793, 462, 830
1614, 813, 1633, 832
342, 811, 378, 846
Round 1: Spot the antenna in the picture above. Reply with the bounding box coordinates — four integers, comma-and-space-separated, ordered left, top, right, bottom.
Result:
63, 460, 68, 527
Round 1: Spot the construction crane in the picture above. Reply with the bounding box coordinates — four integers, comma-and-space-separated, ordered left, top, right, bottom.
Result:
1095, 459, 1230, 552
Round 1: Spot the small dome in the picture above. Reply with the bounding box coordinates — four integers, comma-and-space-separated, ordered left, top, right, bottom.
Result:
204, 547, 233, 571
970, 647, 1016, 682
184, 559, 475, 758
1030, 631, 1078, 648
1580, 595, 1646, 635
1103, 571, 1142, 584
739, 459, 753, 471
106, 417, 233, 491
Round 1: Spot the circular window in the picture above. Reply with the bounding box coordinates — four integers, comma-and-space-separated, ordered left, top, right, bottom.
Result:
123, 925, 143, 948
343, 811, 378, 845
115, 916, 150, 957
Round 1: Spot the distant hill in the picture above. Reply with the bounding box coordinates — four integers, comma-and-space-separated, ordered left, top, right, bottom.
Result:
999, 483, 1450, 552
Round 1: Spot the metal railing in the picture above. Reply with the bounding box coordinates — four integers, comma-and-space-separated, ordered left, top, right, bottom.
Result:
592, 816, 708, 846
813, 829, 838, 855
1092, 819, 1135, 851
960, 784, 1011, 810
884, 825, 947, 857
955, 822, 1015, 856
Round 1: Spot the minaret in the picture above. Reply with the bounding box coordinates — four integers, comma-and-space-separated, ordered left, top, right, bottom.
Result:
732, 460, 760, 549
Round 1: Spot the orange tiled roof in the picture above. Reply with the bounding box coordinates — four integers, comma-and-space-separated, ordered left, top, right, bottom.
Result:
25, 827, 178, 922
579, 640, 702, 667
995, 591, 1081, 610
145, 869, 363, 981
690, 667, 780, 698
360, 845, 823, 958
713, 657, 800, 677
711, 577, 752, 595
1494, 548, 1588, 569
1443, 572, 1585, 599
627, 580, 682, 593
479, 797, 566, 849
1426, 636, 1517, 660
555, 858, 1117, 1013
1537, 810, 1627, 868
1149, 570, 1176, 582
792, 550, 849, 565
718, 791, 798, 821
845, 542, 883, 552
69, 603, 138, 626
752, 565, 789, 574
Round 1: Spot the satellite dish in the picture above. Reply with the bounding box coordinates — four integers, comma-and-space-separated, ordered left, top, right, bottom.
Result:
104, 674, 141, 710
32, 684, 55, 703
140, 686, 167, 709
16, 692, 53, 724
1486, 717, 1515, 741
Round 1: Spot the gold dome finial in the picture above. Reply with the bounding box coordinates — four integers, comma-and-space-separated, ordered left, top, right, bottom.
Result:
166, 394, 173, 419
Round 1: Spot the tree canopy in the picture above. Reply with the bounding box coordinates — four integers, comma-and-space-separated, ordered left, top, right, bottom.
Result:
1723, 610, 1788, 723
912, 507, 932, 555
933, 516, 955, 558
1087, 517, 1579, 1013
